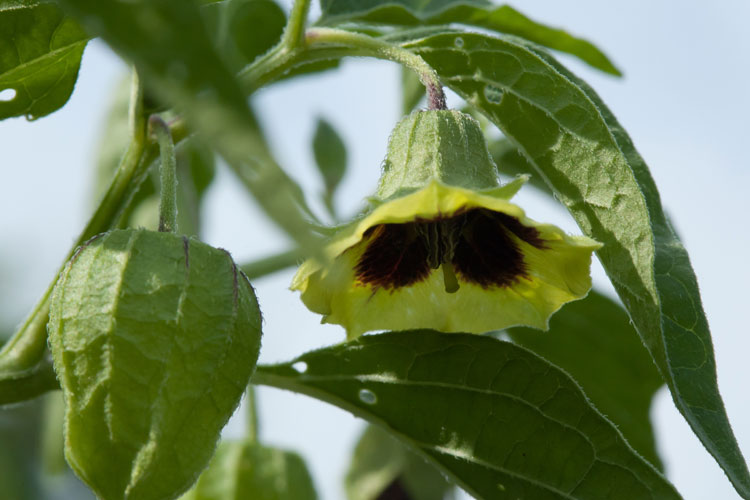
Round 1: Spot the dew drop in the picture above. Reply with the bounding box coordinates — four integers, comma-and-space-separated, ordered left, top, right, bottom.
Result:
483, 84, 504, 104
292, 361, 308, 373
0, 88, 16, 102
454, 37, 464, 48
358, 388, 377, 405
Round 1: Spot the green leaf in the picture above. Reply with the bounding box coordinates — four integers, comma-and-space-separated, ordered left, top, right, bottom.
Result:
48, 229, 263, 500
317, 0, 620, 75
346, 424, 453, 500
254, 330, 681, 499
313, 117, 347, 193
59, 0, 322, 251
507, 291, 665, 471
312, 116, 347, 218
202, 0, 286, 73
0, 2, 88, 120
488, 136, 550, 195
404, 31, 750, 497
180, 439, 318, 500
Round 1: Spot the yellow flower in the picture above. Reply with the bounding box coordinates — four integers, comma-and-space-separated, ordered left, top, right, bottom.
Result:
292, 110, 601, 339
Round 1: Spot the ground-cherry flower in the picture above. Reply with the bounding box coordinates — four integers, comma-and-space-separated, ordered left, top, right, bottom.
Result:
292, 110, 601, 338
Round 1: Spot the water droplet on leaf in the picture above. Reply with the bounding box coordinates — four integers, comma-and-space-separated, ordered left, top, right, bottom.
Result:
0, 88, 16, 101
483, 85, 504, 104
358, 388, 377, 404
454, 37, 464, 48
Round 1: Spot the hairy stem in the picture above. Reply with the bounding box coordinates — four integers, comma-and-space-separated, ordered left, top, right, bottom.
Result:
309, 28, 446, 109
245, 385, 259, 442
0, 72, 183, 377
282, 0, 312, 50
240, 28, 446, 110
150, 116, 178, 233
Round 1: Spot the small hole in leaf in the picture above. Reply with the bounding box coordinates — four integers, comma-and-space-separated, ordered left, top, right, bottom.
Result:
358, 388, 377, 405
292, 361, 307, 373
0, 88, 16, 102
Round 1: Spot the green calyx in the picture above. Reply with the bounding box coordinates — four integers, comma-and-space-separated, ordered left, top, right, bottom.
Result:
376, 109, 500, 200
48, 228, 262, 500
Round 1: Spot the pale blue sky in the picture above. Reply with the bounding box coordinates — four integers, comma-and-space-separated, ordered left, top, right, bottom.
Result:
2, 2, 749, 499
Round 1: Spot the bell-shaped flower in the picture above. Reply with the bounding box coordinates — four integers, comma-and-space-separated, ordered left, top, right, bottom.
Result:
292, 110, 601, 339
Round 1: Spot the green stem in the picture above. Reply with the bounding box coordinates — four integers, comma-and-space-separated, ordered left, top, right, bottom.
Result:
0, 72, 182, 377
308, 28, 445, 109
0, 73, 148, 374
240, 28, 446, 110
245, 385, 259, 442
282, 0, 312, 49
150, 115, 178, 233
240, 248, 304, 280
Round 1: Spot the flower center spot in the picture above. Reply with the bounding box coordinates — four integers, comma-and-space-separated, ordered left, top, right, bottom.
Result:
354, 209, 545, 292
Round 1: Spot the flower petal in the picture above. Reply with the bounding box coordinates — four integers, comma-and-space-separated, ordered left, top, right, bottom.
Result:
292, 181, 601, 338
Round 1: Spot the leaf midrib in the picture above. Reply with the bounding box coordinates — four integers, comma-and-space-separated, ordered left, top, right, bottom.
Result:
0, 38, 88, 81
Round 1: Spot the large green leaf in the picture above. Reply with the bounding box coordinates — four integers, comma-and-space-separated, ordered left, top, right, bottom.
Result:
488, 136, 550, 195
346, 424, 454, 500
507, 291, 665, 471
254, 330, 680, 499
317, 0, 619, 75
58, 0, 321, 251
403, 31, 750, 497
0, 2, 88, 120
202, 0, 286, 73
181, 439, 317, 500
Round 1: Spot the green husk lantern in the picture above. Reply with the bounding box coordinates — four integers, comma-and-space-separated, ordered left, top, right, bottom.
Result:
293, 110, 601, 339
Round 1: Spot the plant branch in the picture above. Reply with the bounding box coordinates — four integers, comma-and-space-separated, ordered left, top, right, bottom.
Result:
0, 73, 193, 380
307, 28, 446, 109
245, 385, 259, 442
150, 115, 178, 233
0, 73, 147, 374
281, 0, 312, 50
239, 28, 446, 110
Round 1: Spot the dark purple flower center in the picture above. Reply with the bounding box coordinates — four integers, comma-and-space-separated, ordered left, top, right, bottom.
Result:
354, 208, 546, 292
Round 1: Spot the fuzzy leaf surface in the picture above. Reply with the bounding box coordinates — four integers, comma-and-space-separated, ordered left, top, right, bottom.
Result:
403, 31, 750, 497
0, 2, 88, 120
181, 440, 317, 500
254, 330, 681, 500
508, 290, 665, 471
317, 0, 619, 75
